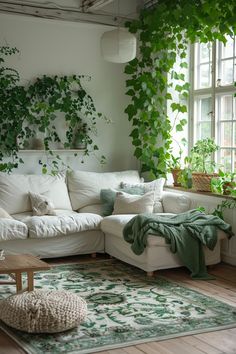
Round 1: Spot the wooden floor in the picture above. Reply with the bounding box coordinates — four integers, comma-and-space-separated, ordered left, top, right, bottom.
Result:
0, 255, 236, 354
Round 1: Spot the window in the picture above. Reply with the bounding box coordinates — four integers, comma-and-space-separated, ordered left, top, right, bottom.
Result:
190, 36, 236, 171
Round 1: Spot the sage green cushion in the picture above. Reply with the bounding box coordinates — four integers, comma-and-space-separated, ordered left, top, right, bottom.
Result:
100, 187, 144, 216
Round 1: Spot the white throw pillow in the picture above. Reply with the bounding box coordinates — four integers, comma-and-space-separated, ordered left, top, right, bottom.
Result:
120, 178, 165, 213
67, 170, 141, 211
113, 191, 155, 215
162, 192, 191, 214
29, 192, 56, 216
120, 178, 165, 198
0, 207, 13, 219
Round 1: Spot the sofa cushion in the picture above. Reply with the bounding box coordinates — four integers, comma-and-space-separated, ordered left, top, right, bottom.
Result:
0, 173, 32, 214
113, 191, 155, 215
100, 186, 145, 216
79, 204, 102, 215
0, 207, 13, 219
24, 212, 103, 239
101, 215, 168, 247
67, 170, 141, 211
0, 219, 28, 241
162, 192, 191, 214
0, 173, 72, 215
120, 178, 165, 213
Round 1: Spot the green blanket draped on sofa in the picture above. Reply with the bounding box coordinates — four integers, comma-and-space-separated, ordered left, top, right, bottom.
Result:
123, 209, 234, 279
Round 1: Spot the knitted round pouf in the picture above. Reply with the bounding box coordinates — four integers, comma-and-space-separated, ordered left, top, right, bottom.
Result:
0, 290, 87, 333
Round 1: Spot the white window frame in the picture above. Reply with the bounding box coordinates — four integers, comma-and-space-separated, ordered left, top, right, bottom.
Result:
189, 38, 236, 171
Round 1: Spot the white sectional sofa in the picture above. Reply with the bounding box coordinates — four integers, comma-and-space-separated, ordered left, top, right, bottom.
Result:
0, 170, 225, 274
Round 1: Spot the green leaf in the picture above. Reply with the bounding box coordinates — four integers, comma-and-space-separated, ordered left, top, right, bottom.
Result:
176, 124, 184, 132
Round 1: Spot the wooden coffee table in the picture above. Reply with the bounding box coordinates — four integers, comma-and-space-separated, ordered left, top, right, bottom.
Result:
0, 254, 51, 293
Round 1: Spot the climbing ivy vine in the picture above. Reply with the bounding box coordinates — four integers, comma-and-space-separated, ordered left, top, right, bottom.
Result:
124, 0, 236, 178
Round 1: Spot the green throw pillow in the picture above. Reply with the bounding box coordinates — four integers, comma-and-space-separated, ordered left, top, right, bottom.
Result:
100, 187, 145, 216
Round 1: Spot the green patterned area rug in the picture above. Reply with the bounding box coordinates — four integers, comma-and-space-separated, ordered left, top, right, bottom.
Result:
0, 260, 236, 354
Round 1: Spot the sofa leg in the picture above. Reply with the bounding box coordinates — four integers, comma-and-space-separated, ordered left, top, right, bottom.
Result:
91, 253, 96, 258
147, 271, 154, 277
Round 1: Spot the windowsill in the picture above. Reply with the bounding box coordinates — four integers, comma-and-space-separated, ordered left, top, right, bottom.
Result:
18, 149, 86, 152
165, 185, 236, 200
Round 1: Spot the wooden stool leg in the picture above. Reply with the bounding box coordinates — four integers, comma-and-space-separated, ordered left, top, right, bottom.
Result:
91, 253, 96, 258
15, 272, 22, 293
147, 271, 154, 277
27, 271, 34, 291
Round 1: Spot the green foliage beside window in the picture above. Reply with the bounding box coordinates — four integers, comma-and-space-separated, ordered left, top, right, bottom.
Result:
0, 46, 108, 174
125, 0, 236, 178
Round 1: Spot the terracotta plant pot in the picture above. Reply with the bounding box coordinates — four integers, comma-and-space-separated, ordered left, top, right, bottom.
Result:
223, 182, 235, 195
171, 168, 182, 187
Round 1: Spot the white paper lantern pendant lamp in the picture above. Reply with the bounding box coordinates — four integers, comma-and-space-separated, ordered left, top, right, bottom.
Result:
101, 27, 136, 63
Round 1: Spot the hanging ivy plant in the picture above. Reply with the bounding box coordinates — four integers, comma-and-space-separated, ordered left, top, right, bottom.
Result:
0, 46, 31, 172
0, 46, 108, 174
124, 0, 236, 178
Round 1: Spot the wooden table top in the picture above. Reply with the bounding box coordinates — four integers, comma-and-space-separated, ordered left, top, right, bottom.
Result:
0, 254, 51, 273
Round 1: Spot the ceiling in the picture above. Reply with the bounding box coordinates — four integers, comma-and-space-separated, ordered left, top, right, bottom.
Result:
0, 0, 154, 26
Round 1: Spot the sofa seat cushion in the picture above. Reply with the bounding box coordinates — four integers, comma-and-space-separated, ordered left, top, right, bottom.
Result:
101, 214, 227, 248
23, 212, 103, 239
0, 219, 28, 241
101, 215, 170, 247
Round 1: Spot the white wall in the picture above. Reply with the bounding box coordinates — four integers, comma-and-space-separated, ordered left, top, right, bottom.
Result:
0, 13, 138, 173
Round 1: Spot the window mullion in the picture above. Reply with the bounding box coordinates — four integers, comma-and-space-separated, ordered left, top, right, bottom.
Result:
189, 43, 195, 151
211, 41, 216, 141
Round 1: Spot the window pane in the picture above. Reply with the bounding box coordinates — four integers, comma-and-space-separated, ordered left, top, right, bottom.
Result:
220, 95, 233, 121
200, 42, 212, 63
194, 42, 212, 89
234, 151, 236, 171
234, 122, 236, 147
220, 122, 232, 147
221, 59, 234, 85
220, 149, 232, 171
200, 97, 212, 121
199, 64, 211, 88
222, 36, 234, 58
197, 122, 211, 140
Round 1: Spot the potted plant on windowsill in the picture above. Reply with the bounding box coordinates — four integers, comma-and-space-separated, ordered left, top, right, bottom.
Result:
211, 170, 236, 196
189, 138, 219, 192
168, 154, 182, 187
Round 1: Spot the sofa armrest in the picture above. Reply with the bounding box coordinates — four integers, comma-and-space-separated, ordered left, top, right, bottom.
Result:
161, 191, 191, 214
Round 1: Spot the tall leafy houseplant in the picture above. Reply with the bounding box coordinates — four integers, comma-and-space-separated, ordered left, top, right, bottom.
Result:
124, 0, 236, 178
0, 47, 108, 174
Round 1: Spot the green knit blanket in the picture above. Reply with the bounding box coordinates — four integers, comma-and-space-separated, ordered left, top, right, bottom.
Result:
123, 209, 234, 279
